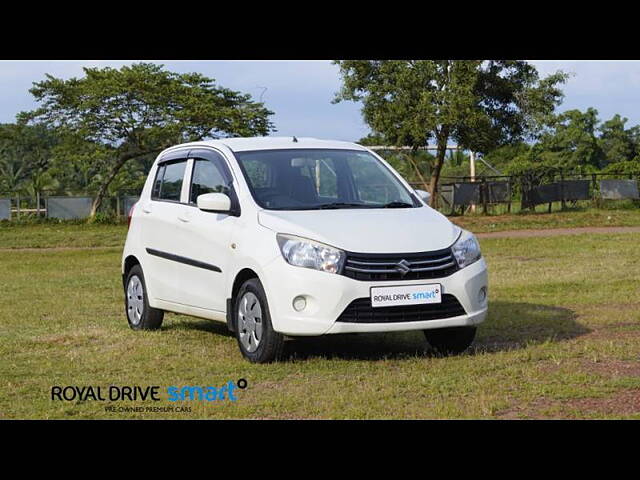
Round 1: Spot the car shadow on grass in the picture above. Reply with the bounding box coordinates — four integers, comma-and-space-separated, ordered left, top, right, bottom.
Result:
163, 316, 235, 338
281, 301, 590, 361
471, 301, 590, 354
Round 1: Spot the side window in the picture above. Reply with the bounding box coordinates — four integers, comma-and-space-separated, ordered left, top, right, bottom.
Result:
152, 164, 165, 198
189, 158, 231, 204
153, 160, 187, 202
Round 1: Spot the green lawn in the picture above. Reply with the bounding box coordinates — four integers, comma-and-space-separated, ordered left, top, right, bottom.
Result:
1, 206, 639, 249
1, 224, 639, 419
0, 222, 126, 249
452, 207, 640, 233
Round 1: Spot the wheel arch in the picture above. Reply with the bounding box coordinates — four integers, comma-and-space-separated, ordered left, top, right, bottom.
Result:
122, 255, 141, 288
227, 267, 261, 332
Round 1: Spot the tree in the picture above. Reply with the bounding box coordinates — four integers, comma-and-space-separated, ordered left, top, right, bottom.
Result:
0, 123, 57, 193
333, 60, 568, 205
0, 153, 24, 193
358, 132, 436, 187
45, 137, 114, 195
439, 151, 471, 179
486, 109, 640, 176
598, 114, 636, 166
532, 108, 604, 170
482, 142, 532, 173
357, 132, 387, 146
19, 63, 275, 217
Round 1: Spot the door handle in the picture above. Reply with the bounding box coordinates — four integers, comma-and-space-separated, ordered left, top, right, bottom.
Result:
177, 211, 192, 223
142, 203, 152, 214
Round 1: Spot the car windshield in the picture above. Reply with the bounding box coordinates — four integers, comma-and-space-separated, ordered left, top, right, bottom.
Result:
235, 149, 420, 210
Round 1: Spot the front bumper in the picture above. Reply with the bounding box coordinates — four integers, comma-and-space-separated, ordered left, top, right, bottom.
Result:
261, 256, 489, 336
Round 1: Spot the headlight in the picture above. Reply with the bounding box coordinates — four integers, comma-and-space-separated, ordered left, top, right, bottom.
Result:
276, 234, 345, 274
451, 229, 482, 268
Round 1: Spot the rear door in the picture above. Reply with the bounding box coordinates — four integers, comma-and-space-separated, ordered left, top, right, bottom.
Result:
170, 148, 240, 312
139, 150, 191, 304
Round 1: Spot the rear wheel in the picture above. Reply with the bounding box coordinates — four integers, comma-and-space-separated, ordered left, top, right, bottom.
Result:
234, 278, 284, 363
423, 326, 476, 355
125, 264, 164, 330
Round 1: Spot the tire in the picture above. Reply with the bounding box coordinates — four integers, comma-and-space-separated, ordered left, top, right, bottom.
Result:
234, 278, 284, 363
423, 326, 476, 355
124, 264, 164, 331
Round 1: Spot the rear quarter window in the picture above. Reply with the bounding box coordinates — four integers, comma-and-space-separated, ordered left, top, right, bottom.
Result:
152, 161, 187, 202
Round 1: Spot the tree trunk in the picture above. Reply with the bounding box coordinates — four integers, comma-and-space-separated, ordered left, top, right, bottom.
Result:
88, 146, 165, 219
89, 155, 129, 218
406, 152, 430, 191
428, 135, 448, 208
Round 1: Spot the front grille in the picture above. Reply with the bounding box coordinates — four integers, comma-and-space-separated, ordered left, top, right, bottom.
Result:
341, 248, 458, 281
336, 294, 466, 323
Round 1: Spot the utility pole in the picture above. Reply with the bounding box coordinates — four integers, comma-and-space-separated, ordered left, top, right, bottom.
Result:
469, 151, 476, 213
470, 151, 476, 181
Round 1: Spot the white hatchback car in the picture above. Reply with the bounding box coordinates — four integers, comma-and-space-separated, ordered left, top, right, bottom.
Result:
122, 137, 488, 363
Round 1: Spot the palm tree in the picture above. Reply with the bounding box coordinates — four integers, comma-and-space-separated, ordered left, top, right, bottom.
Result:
24, 168, 58, 214
0, 152, 26, 192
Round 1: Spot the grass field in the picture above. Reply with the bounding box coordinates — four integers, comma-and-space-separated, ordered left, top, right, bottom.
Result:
452, 207, 640, 233
1, 207, 639, 250
0, 222, 126, 249
1, 222, 639, 419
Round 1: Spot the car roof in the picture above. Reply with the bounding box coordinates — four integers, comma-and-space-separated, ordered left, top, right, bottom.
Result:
167, 136, 368, 153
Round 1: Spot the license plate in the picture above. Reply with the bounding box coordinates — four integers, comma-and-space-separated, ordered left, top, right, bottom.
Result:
370, 284, 442, 308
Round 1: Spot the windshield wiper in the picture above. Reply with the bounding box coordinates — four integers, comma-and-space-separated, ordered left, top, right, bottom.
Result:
270, 201, 413, 210
380, 201, 414, 208
316, 202, 370, 210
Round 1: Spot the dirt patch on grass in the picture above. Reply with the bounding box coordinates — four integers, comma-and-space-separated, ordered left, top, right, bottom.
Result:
583, 322, 640, 340
582, 303, 640, 315
477, 226, 640, 239
250, 413, 325, 420
562, 390, 640, 417
581, 359, 640, 378
32, 328, 113, 347
246, 380, 288, 394
497, 357, 640, 419
497, 389, 640, 419
501, 256, 543, 262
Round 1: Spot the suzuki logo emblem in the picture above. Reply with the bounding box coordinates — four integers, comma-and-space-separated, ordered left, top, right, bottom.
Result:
395, 259, 411, 276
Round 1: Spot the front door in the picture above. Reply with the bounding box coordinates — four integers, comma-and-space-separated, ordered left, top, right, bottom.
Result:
171, 148, 239, 313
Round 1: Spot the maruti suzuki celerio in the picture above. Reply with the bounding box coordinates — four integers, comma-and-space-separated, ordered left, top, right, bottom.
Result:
122, 137, 488, 363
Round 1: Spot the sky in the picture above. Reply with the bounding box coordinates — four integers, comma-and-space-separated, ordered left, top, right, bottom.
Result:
2, 60, 640, 142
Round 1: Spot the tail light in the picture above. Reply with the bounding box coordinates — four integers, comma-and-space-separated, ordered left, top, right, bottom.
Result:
127, 202, 138, 229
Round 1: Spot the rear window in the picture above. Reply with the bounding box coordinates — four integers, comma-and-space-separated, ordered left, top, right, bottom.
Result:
152, 161, 187, 202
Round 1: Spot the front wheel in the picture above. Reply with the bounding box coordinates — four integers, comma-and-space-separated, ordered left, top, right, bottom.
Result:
423, 326, 476, 355
234, 278, 284, 363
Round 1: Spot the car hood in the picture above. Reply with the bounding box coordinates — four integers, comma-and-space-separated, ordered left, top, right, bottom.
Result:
257, 206, 460, 253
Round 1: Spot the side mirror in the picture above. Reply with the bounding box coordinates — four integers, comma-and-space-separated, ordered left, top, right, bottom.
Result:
197, 193, 231, 213
415, 189, 431, 204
